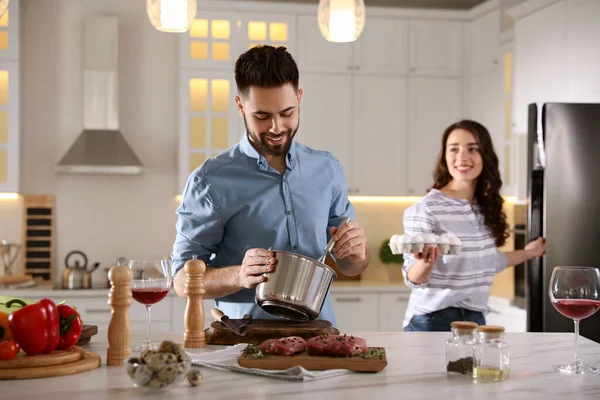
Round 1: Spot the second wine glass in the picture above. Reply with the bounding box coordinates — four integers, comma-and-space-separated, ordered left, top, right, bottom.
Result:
549, 266, 600, 374
129, 259, 173, 351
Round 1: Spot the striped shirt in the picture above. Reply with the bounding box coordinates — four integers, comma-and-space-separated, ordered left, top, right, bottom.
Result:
402, 189, 507, 327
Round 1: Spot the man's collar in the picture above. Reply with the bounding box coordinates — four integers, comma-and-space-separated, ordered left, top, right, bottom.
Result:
239, 131, 296, 170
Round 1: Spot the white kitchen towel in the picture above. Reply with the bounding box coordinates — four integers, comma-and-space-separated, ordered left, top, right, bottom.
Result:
189, 344, 354, 382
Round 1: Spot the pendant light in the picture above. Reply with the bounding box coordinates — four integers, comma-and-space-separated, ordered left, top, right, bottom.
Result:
146, 0, 197, 33
0, 0, 9, 19
318, 0, 365, 43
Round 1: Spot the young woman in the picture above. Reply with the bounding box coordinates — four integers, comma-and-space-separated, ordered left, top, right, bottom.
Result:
402, 120, 546, 332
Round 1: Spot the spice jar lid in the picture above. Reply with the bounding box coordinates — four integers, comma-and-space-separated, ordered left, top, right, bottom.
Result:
478, 325, 505, 333
450, 321, 478, 331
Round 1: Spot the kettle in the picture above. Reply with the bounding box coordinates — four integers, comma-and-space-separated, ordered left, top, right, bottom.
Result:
62, 250, 100, 289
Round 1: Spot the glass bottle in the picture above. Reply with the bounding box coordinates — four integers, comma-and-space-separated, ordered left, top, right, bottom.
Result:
473, 325, 510, 382
445, 321, 478, 376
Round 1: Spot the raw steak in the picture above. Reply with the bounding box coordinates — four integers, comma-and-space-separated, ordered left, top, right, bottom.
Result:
258, 336, 308, 356
307, 334, 367, 357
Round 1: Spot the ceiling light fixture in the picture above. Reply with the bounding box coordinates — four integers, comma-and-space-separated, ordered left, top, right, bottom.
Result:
146, 0, 196, 33
318, 0, 365, 43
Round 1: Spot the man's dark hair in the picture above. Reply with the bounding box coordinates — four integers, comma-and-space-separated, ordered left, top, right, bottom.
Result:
234, 45, 299, 98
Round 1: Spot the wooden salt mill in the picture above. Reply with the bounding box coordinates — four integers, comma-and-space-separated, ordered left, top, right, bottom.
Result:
183, 256, 206, 348
106, 265, 133, 366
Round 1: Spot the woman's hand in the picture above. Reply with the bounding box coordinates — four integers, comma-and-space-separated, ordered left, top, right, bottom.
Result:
525, 237, 547, 259
413, 244, 441, 264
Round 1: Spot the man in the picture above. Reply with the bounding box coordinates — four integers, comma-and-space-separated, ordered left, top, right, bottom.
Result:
171, 45, 369, 326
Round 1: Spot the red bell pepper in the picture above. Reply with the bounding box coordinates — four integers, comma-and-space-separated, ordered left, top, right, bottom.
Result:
8, 298, 59, 356
57, 304, 82, 349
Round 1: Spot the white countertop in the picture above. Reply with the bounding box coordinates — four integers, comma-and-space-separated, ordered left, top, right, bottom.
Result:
4, 331, 600, 399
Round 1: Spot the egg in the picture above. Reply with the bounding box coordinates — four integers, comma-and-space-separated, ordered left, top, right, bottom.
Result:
448, 235, 462, 255
423, 233, 438, 245
437, 234, 451, 255
187, 369, 203, 387
411, 233, 425, 253
389, 234, 401, 254
398, 234, 411, 253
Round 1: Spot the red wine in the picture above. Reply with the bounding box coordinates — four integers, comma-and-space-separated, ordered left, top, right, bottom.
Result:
552, 299, 600, 320
132, 288, 169, 305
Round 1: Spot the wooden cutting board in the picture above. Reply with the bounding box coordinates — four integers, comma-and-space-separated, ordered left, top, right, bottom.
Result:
205, 319, 340, 345
0, 352, 101, 380
0, 346, 85, 369
238, 347, 387, 372
76, 325, 99, 346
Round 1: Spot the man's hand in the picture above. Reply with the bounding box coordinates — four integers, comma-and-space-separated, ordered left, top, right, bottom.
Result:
329, 220, 368, 264
238, 248, 276, 289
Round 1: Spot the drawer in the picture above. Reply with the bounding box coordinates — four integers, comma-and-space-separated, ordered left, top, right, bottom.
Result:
330, 293, 379, 333
379, 292, 409, 332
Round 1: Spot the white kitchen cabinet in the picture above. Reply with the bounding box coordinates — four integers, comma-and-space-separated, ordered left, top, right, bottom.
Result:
179, 11, 240, 71
178, 69, 240, 192
296, 15, 353, 74
297, 73, 353, 186
0, 61, 19, 193
565, 0, 600, 102
0, 0, 19, 62
466, 9, 500, 76
409, 19, 463, 77
378, 292, 409, 332
330, 293, 379, 333
407, 77, 462, 196
352, 76, 408, 196
352, 17, 409, 76
511, 0, 567, 134
0, 0, 19, 193
238, 14, 296, 56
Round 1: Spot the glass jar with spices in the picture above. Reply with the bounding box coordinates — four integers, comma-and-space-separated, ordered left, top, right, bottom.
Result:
473, 325, 510, 382
446, 321, 478, 376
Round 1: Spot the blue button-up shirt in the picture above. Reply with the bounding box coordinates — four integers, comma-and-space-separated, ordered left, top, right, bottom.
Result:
171, 132, 355, 327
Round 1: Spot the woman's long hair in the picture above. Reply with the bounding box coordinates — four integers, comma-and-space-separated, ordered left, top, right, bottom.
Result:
431, 120, 509, 247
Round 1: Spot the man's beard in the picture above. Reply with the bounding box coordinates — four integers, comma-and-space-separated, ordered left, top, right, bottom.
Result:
244, 115, 299, 157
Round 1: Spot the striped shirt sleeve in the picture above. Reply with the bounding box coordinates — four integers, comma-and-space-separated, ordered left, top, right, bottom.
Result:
402, 201, 435, 289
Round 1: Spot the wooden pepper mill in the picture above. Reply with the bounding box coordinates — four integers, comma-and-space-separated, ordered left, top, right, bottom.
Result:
183, 256, 206, 348
106, 265, 133, 366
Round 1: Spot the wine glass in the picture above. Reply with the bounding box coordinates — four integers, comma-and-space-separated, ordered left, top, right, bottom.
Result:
129, 260, 173, 351
549, 266, 600, 374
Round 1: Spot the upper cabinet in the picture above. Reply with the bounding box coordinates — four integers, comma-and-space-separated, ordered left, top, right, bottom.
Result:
565, 0, 600, 102
296, 15, 353, 74
0, 0, 19, 193
239, 14, 296, 55
466, 9, 500, 76
511, 1, 567, 134
0, 1, 19, 62
408, 19, 463, 77
180, 12, 239, 70
352, 18, 408, 76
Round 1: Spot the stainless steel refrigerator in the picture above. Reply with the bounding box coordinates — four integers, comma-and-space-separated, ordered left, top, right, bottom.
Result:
527, 103, 600, 343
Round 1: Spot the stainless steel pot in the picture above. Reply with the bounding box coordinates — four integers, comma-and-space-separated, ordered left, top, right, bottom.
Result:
255, 250, 337, 321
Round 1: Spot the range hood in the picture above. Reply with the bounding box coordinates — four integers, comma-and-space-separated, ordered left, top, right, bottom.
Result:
56, 16, 143, 174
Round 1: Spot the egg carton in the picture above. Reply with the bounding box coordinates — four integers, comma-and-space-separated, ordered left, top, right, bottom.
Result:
389, 233, 462, 255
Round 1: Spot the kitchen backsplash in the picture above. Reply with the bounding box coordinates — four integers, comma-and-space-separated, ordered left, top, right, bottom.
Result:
0, 196, 517, 297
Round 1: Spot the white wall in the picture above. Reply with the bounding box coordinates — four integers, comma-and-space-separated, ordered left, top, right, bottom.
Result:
16, 0, 180, 287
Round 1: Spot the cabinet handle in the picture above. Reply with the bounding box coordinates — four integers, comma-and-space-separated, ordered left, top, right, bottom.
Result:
397, 297, 408, 301
335, 297, 362, 302
347, 65, 352, 70
355, 65, 360, 71
86, 308, 111, 313
408, 188, 414, 194
493, 60, 499, 65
